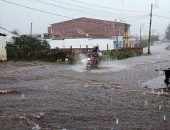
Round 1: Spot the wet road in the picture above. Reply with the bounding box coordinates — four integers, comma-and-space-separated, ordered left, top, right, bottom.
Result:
0, 43, 170, 130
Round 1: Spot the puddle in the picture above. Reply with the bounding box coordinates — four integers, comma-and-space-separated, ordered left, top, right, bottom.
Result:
69, 60, 128, 73
90, 61, 127, 73
142, 76, 166, 89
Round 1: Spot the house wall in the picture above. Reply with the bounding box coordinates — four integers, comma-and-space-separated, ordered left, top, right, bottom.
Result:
0, 36, 7, 61
0, 27, 17, 61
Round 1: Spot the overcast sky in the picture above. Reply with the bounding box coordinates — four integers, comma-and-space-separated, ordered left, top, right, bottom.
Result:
0, 0, 169, 37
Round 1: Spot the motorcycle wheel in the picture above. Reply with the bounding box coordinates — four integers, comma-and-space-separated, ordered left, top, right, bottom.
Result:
86, 66, 90, 70
86, 63, 91, 70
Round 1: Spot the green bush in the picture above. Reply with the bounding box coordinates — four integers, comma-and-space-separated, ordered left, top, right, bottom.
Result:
139, 40, 148, 48
6, 35, 50, 61
67, 53, 77, 64
165, 45, 170, 50
102, 51, 136, 60
6, 44, 21, 60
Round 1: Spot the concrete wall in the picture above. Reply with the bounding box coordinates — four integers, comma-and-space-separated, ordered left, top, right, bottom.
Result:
48, 37, 124, 51
0, 36, 7, 61
0, 27, 17, 61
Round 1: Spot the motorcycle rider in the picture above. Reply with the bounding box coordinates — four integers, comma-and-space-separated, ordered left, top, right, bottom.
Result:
91, 45, 102, 64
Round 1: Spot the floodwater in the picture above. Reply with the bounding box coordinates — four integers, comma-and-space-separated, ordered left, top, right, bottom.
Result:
0, 43, 170, 130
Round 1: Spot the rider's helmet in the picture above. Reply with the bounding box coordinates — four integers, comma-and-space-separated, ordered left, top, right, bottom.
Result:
93, 45, 99, 52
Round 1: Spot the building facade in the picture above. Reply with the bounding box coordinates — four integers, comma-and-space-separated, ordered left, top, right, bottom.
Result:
0, 27, 17, 61
48, 17, 130, 48
0, 33, 7, 61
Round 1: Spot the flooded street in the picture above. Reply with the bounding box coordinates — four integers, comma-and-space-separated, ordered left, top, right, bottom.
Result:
1, 43, 170, 130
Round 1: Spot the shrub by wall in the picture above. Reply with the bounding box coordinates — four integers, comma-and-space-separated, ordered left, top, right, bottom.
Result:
102, 50, 136, 60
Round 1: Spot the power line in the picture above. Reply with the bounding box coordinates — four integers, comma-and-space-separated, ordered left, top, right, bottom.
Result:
34, 0, 147, 19
2, 0, 110, 25
153, 15, 170, 20
50, 0, 125, 17
35, 0, 124, 17
31, 0, 89, 15
0, 0, 129, 26
124, 14, 149, 20
0, 0, 151, 30
1, 0, 70, 19
68, 0, 147, 13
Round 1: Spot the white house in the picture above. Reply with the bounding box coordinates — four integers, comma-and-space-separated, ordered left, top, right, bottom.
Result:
0, 27, 17, 61
129, 36, 140, 47
0, 33, 7, 61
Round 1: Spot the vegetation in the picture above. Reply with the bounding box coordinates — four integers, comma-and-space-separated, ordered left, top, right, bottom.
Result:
6, 35, 50, 60
138, 35, 159, 48
6, 35, 140, 64
165, 45, 170, 50
11, 30, 20, 36
6, 35, 71, 63
102, 50, 136, 60
151, 35, 159, 41
138, 40, 148, 48
67, 53, 77, 64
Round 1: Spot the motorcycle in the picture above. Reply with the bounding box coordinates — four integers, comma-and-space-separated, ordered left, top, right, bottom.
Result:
86, 52, 102, 70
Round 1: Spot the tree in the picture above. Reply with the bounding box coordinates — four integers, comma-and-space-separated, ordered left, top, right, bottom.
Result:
151, 35, 159, 41
166, 24, 170, 40
6, 35, 50, 60
11, 29, 20, 35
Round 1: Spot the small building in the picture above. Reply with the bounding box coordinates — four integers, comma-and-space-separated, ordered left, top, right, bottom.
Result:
129, 36, 140, 47
0, 32, 7, 61
0, 27, 17, 61
48, 17, 130, 48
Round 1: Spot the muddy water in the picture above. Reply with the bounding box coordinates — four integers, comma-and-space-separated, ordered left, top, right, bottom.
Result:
1, 43, 170, 129
0, 60, 170, 130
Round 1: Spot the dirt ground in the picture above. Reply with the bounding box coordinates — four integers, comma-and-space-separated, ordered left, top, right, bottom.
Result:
0, 61, 170, 130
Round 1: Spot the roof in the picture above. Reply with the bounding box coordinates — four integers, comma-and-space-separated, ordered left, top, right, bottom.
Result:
51, 17, 130, 26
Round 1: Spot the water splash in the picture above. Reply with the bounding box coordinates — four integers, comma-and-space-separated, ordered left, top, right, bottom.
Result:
159, 104, 162, 110
116, 118, 119, 124
161, 89, 164, 94
45, 85, 48, 91
163, 115, 166, 121
21, 93, 25, 99
144, 99, 148, 107
90, 60, 128, 73
69, 53, 128, 73
69, 64, 86, 72
32, 124, 41, 130
157, 91, 160, 96
69, 54, 87, 72
151, 88, 155, 94
78, 54, 88, 64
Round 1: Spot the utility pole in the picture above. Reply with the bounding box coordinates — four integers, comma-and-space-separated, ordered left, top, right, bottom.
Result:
140, 25, 142, 41
115, 19, 119, 51
30, 22, 32, 36
148, 4, 153, 54
0, 16, 1, 27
